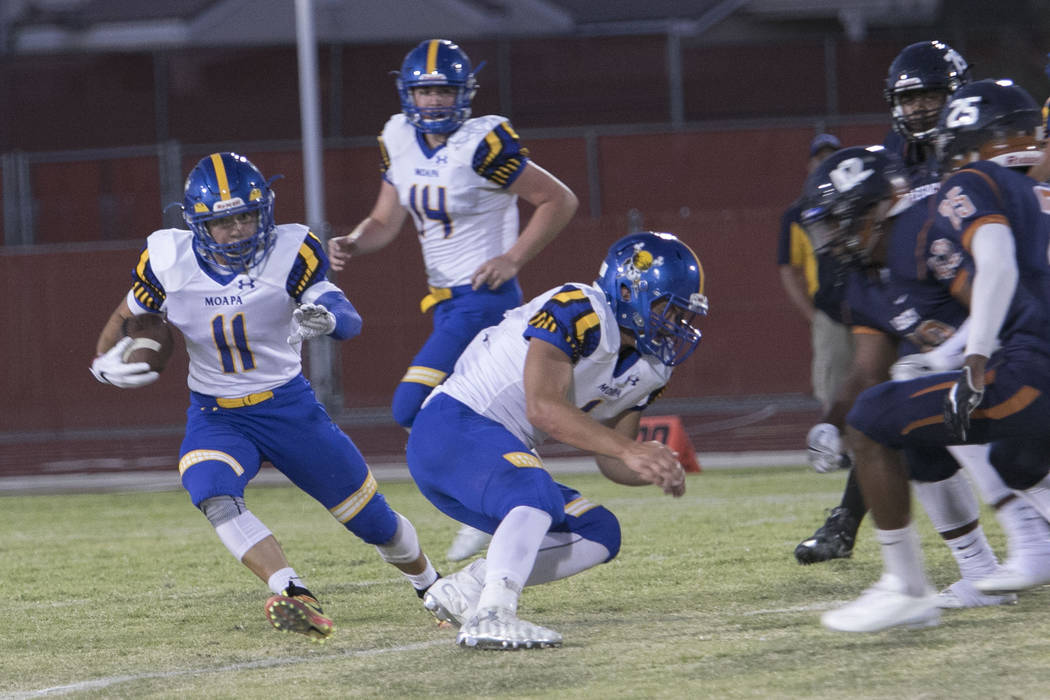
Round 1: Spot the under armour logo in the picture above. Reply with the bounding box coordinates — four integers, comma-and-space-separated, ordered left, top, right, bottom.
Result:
628, 375, 640, 386
237, 279, 256, 290
435, 155, 448, 165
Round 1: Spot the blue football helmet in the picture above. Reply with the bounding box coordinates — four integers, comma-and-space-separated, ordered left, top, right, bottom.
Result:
884, 40, 971, 143
396, 39, 478, 134
596, 232, 709, 367
935, 79, 1045, 172
182, 152, 277, 274
800, 146, 911, 269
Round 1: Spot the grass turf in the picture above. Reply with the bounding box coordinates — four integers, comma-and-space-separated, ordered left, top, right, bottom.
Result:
2, 465, 1049, 699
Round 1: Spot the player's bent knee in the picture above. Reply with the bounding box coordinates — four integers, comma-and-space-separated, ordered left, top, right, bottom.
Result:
573, 506, 621, 561
990, 440, 1050, 490
201, 497, 273, 562
339, 493, 400, 545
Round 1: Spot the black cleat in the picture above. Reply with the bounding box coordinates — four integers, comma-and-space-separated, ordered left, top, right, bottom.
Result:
795, 507, 858, 565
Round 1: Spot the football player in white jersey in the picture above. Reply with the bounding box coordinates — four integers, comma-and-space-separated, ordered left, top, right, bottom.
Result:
90, 152, 439, 642
406, 231, 708, 649
328, 38, 578, 562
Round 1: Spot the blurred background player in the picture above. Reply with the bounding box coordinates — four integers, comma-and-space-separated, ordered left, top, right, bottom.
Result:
776, 133, 853, 415
804, 90, 1050, 630
794, 39, 972, 565
90, 152, 439, 642
408, 232, 705, 650
328, 39, 578, 563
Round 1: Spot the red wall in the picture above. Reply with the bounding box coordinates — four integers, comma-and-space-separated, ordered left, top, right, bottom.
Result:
1, 123, 899, 432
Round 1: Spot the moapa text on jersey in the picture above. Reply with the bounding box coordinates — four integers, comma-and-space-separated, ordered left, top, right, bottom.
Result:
414, 168, 440, 177
203, 295, 244, 306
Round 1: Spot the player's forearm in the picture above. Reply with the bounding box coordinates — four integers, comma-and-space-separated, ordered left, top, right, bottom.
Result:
527, 397, 635, 462
96, 299, 134, 355
504, 189, 578, 269
313, 290, 362, 340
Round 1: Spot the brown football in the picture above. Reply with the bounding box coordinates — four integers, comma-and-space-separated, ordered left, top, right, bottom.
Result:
121, 313, 175, 372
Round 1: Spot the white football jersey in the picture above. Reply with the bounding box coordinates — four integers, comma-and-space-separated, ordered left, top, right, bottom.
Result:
379, 113, 529, 288
126, 224, 340, 397
432, 283, 673, 448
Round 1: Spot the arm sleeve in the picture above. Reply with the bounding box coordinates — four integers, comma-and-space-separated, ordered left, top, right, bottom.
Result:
313, 289, 362, 341
965, 222, 1017, 358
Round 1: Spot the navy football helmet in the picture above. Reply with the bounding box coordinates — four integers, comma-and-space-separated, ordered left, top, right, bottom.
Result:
935, 79, 1045, 172
800, 146, 911, 268
183, 152, 277, 274
596, 232, 708, 367
884, 40, 971, 143
396, 39, 478, 134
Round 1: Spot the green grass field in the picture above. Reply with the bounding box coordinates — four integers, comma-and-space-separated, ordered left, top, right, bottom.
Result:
3, 464, 1049, 699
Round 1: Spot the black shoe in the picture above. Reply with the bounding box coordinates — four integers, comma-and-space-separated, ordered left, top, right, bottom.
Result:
794, 507, 858, 565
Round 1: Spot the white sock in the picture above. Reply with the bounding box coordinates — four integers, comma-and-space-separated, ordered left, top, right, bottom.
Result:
949, 444, 1014, 505
874, 524, 929, 596
526, 532, 611, 586
267, 567, 303, 595
943, 526, 998, 581
1020, 476, 1050, 524
477, 505, 552, 613
997, 497, 1050, 567
404, 556, 439, 592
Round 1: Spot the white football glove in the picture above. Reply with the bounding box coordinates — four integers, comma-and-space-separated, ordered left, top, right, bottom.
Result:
89, 336, 160, 388
890, 351, 961, 381
806, 422, 852, 474
288, 303, 336, 344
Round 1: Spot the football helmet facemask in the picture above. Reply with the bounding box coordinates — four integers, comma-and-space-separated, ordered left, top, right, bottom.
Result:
396, 39, 478, 134
183, 152, 277, 275
884, 40, 971, 144
800, 146, 911, 269
596, 231, 708, 367
935, 79, 1045, 172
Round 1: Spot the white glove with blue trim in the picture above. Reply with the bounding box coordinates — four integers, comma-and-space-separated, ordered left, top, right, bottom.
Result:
806, 423, 852, 473
288, 303, 336, 345
90, 337, 160, 388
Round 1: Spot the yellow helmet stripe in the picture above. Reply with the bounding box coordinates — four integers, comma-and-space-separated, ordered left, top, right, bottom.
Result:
680, 239, 705, 295
426, 39, 440, 73
210, 153, 231, 201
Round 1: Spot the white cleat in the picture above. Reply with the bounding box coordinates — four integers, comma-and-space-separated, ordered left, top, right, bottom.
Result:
423, 558, 486, 628
446, 525, 492, 562
456, 606, 562, 650
822, 574, 940, 633
936, 579, 1018, 609
975, 564, 1050, 594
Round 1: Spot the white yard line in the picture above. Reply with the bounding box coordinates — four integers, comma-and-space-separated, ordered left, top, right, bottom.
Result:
2, 639, 449, 699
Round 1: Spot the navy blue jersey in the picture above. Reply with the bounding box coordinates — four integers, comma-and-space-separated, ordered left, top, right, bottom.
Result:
933, 160, 1050, 314
927, 161, 1050, 346
843, 197, 968, 355
883, 128, 940, 192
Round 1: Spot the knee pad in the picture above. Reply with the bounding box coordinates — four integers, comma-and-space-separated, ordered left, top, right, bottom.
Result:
991, 439, 1050, 490
902, 445, 959, 482
912, 470, 979, 533
199, 495, 247, 527
374, 512, 422, 564
391, 379, 434, 428
340, 491, 399, 545
568, 505, 621, 561
210, 508, 272, 562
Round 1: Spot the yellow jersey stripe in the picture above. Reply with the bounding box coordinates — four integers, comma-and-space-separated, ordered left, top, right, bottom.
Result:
564, 497, 599, 517
401, 366, 447, 387
503, 452, 544, 468
329, 472, 378, 524
178, 449, 245, 476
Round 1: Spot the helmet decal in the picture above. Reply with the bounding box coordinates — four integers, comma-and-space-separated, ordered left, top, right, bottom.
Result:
595, 232, 708, 367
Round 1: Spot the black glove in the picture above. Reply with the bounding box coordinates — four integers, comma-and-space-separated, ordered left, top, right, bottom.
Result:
943, 365, 983, 441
